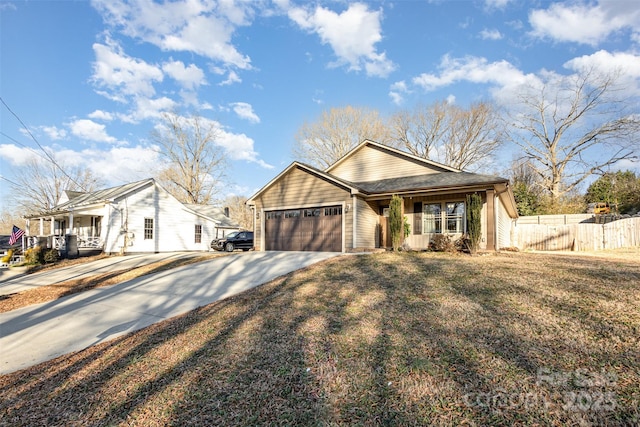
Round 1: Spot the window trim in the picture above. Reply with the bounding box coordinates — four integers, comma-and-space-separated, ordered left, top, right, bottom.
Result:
144, 218, 154, 240
420, 201, 466, 235
194, 224, 202, 244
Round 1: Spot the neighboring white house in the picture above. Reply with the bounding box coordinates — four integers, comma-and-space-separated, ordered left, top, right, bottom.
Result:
24, 178, 240, 256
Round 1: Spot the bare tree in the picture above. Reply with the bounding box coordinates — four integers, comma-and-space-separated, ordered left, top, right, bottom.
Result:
293, 106, 393, 169
508, 69, 640, 204
391, 100, 503, 171
9, 155, 102, 215
151, 112, 227, 204
223, 195, 253, 230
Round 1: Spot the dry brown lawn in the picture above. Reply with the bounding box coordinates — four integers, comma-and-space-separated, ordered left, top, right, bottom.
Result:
1, 250, 639, 426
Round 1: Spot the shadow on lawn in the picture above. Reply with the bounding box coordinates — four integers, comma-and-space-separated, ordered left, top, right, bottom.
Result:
0, 252, 638, 426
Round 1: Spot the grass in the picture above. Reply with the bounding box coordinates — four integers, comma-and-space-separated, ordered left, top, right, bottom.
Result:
1, 250, 639, 426
0, 253, 227, 313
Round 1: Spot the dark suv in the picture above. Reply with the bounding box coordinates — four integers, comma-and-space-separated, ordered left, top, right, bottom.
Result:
211, 231, 254, 252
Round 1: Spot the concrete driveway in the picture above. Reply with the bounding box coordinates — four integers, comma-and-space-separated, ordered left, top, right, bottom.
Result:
0, 251, 339, 374
0, 252, 201, 295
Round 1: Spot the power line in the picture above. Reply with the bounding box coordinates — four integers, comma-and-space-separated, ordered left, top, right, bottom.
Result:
0, 96, 88, 192
0, 131, 51, 163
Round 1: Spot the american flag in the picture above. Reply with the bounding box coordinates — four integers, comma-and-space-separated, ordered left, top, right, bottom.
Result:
9, 225, 25, 246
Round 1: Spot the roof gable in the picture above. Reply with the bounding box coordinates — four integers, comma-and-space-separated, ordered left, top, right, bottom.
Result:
326, 140, 458, 182
247, 162, 358, 203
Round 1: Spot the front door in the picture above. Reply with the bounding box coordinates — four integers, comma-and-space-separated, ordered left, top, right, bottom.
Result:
379, 206, 391, 248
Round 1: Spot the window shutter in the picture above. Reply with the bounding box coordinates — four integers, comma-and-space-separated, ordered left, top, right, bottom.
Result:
413, 202, 422, 235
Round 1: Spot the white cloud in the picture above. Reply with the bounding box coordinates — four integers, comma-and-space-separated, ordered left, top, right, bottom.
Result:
219, 70, 242, 86
230, 102, 260, 124
162, 60, 206, 90
92, 0, 252, 69
564, 50, 640, 77
216, 129, 273, 169
480, 28, 502, 40
126, 97, 178, 123
485, 0, 511, 8
446, 94, 456, 104
87, 110, 114, 122
288, 2, 395, 77
529, 1, 640, 46
40, 125, 67, 140
564, 50, 640, 94
81, 145, 162, 183
0, 144, 40, 166
91, 38, 163, 100
68, 119, 118, 144
389, 80, 409, 105
412, 54, 540, 104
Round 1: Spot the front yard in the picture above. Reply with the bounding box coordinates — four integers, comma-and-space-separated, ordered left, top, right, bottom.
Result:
1, 250, 638, 426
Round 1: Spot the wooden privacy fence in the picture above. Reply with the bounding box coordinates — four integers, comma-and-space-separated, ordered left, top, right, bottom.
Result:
516, 217, 640, 251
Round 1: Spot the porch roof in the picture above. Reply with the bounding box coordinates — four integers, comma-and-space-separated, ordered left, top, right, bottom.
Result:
353, 172, 509, 195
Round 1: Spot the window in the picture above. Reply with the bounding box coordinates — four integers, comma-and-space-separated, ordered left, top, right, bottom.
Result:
303, 208, 321, 217
284, 210, 300, 218
195, 224, 202, 243
421, 202, 465, 234
445, 202, 465, 234
266, 211, 282, 220
144, 218, 153, 240
423, 203, 442, 233
324, 206, 342, 216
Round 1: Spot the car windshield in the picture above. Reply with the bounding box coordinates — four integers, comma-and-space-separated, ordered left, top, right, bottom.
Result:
225, 231, 239, 239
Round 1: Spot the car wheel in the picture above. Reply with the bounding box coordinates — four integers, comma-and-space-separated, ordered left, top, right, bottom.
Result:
225, 242, 234, 252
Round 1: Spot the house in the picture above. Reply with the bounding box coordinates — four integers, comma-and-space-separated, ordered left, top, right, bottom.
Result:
24, 178, 240, 257
247, 140, 518, 252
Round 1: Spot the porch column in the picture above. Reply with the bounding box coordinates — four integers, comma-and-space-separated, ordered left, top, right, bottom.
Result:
50, 216, 55, 235
67, 211, 74, 234
486, 189, 495, 251
39, 218, 44, 236
25, 219, 30, 236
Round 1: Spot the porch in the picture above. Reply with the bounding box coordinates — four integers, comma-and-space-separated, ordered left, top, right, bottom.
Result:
25, 214, 105, 257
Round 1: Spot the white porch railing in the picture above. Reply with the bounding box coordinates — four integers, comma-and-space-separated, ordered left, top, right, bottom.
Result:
53, 236, 65, 250
78, 237, 102, 249
27, 236, 104, 250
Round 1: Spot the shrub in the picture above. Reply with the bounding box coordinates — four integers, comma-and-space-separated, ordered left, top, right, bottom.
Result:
466, 193, 482, 254
389, 195, 404, 251
44, 248, 60, 264
24, 246, 44, 265
1, 249, 13, 264
429, 234, 457, 252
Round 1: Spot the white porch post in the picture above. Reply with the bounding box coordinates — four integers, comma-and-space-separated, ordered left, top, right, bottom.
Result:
25, 219, 30, 236
67, 211, 74, 234
50, 216, 55, 235
39, 218, 44, 236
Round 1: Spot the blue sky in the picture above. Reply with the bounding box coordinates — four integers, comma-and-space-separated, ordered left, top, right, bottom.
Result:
1, 0, 639, 210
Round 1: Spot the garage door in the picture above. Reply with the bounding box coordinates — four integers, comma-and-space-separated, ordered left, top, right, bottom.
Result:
264, 206, 342, 252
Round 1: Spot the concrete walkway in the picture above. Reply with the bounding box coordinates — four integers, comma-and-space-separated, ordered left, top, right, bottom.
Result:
0, 251, 339, 374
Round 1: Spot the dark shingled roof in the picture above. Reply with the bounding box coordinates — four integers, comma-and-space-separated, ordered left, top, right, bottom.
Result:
354, 172, 508, 194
